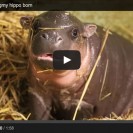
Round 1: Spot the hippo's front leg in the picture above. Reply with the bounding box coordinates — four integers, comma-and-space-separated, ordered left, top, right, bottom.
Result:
29, 88, 53, 120
71, 100, 94, 120
58, 99, 94, 120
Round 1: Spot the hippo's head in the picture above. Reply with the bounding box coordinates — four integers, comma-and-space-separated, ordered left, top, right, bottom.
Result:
20, 11, 97, 70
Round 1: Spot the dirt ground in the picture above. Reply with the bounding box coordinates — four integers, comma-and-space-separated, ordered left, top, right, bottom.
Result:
0, 11, 133, 120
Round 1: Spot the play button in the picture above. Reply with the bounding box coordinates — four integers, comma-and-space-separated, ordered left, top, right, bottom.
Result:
53, 50, 81, 70
63, 56, 71, 64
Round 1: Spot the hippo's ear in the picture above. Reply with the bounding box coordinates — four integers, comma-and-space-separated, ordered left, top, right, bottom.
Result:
83, 24, 97, 38
20, 16, 34, 29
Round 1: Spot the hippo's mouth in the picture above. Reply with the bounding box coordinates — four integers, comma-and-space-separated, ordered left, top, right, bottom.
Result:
37, 53, 53, 62
32, 53, 54, 70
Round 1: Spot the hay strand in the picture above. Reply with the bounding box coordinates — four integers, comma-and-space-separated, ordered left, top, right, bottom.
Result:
72, 28, 110, 120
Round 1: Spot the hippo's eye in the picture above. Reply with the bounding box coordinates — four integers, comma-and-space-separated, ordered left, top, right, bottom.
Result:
32, 19, 40, 31
71, 28, 79, 39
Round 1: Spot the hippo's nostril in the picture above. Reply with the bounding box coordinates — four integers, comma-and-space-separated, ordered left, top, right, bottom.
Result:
57, 36, 63, 42
41, 33, 49, 39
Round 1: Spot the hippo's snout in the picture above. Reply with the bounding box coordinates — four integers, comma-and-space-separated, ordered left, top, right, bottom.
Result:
41, 32, 63, 44
32, 31, 63, 56
31, 30, 65, 69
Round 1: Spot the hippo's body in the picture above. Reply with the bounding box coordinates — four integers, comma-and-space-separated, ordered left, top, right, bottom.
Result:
20, 11, 133, 120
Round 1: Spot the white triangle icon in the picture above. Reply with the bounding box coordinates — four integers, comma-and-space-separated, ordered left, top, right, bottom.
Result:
63, 56, 71, 64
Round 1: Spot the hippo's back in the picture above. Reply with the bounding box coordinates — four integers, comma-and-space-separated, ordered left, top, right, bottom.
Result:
85, 27, 133, 117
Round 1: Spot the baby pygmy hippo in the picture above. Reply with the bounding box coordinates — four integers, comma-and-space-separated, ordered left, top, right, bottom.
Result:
20, 11, 133, 120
